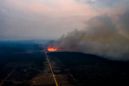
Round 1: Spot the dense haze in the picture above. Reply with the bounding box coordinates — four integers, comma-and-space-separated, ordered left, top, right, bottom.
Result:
0, 0, 98, 40
1, 0, 129, 40
0, 0, 129, 60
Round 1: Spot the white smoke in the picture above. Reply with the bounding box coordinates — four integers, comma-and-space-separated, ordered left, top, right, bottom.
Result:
57, 8, 129, 61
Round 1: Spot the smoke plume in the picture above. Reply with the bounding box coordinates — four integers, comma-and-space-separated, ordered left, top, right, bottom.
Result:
57, 7, 129, 61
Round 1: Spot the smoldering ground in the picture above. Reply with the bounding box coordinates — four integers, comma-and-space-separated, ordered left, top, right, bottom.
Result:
57, 7, 129, 61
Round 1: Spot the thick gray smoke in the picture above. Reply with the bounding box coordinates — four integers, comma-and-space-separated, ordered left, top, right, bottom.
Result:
57, 9, 129, 61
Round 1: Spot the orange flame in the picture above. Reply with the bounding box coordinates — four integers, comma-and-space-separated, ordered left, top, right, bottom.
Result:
47, 47, 58, 52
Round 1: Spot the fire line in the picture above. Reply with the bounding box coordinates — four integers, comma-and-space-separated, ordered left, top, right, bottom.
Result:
47, 47, 58, 52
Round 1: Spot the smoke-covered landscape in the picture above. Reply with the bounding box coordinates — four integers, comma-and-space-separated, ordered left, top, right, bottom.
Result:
0, 0, 129, 86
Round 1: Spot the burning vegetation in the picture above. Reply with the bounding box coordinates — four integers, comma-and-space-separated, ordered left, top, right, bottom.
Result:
47, 46, 59, 52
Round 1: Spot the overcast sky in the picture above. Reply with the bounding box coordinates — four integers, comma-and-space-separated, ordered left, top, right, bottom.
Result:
0, 0, 128, 40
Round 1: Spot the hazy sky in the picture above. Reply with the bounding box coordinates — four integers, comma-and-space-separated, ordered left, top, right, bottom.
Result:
0, 0, 128, 40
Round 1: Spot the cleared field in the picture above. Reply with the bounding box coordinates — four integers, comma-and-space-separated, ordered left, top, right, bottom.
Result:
0, 52, 46, 86
0, 41, 48, 86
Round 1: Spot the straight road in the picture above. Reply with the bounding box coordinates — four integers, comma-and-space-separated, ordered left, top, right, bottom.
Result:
44, 51, 59, 86
44, 51, 75, 86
